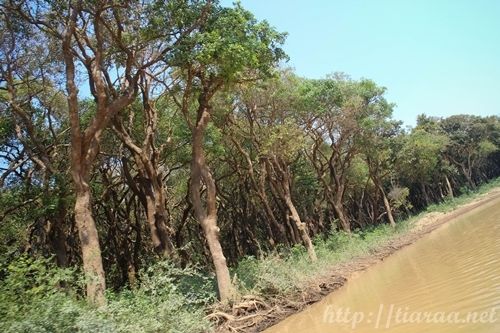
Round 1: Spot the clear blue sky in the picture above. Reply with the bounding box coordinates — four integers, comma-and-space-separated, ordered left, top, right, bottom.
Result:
222, 0, 500, 126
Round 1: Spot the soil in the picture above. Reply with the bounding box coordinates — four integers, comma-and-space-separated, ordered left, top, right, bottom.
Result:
211, 188, 500, 333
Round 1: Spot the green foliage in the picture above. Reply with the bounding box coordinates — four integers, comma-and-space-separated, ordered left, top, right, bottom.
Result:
3, 175, 496, 332
0, 258, 212, 333
398, 128, 448, 183
136, 261, 217, 307
233, 255, 297, 294
171, 2, 287, 83
260, 119, 305, 158
388, 186, 412, 212
346, 156, 370, 187
440, 115, 498, 168
0, 256, 86, 333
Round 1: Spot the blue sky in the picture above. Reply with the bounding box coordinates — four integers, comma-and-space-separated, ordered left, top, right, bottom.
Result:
222, 0, 500, 126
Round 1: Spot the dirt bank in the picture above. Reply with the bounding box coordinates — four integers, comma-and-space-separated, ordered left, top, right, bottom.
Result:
212, 187, 500, 333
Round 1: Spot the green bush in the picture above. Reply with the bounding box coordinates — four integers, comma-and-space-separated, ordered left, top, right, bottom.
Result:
233, 255, 300, 294
0, 258, 212, 333
0, 256, 90, 333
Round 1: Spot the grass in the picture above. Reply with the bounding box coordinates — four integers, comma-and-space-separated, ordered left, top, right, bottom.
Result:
233, 223, 405, 296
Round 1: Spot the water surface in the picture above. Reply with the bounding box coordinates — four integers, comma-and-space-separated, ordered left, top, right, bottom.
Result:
265, 197, 500, 333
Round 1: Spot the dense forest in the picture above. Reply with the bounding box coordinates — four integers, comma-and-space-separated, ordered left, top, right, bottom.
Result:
1, 1, 499, 332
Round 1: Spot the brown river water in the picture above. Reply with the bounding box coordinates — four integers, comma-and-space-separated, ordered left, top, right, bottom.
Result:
265, 197, 500, 333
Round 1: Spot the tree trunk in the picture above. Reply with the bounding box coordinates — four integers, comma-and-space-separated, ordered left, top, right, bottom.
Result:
190, 104, 233, 302
74, 186, 106, 306
143, 184, 175, 257
258, 192, 285, 246
332, 196, 351, 232
284, 196, 317, 262
420, 182, 431, 206
122, 156, 175, 257
445, 175, 454, 199
231, 139, 283, 247
63, 7, 108, 305
257, 160, 287, 246
438, 185, 444, 199
462, 165, 476, 189
199, 214, 233, 300
48, 213, 69, 267
144, 195, 172, 256
380, 186, 396, 228
266, 155, 317, 261
324, 181, 350, 232
283, 213, 300, 244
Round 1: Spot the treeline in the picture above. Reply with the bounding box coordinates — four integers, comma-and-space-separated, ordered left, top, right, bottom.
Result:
1, 0, 499, 309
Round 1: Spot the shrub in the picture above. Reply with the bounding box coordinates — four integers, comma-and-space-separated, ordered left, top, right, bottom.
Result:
0, 258, 212, 333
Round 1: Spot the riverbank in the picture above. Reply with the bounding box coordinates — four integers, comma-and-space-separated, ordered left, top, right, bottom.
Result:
212, 180, 500, 332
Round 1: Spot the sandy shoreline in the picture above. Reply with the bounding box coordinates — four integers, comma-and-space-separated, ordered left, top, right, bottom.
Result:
214, 187, 500, 333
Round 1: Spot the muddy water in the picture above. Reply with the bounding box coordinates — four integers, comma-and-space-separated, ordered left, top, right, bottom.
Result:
265, 197, 500, 333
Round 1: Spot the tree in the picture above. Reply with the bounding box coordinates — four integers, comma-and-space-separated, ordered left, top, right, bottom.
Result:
440, 115, 498, 189
398, 128, 448, 206
112, 81, 177, 258
0, 11, 70, 266
169, 2, 286, 300
357, 87, 401, 227
301, 75, 383, 232
227, 72, 317, 261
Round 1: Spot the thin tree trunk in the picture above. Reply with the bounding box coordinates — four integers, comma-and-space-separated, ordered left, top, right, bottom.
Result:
332, 196, 351, 232
324, 181, 350, 232
444, 176, 455, 199
121, 153, 174, 257
266, 155, 317, 261
48, 212, 69, 267
285, 213, 300, 244
380, 186, 396, 228
445, 175, 454, 199
438, 184, 444, 199
462, 165, 476, 189
284, 196, 317, 262
421, 182, 431, 206
190, 104, 233, 302
255, 166, 284, 245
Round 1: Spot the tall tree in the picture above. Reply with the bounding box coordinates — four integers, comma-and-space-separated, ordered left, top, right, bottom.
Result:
440, 115, 498, 189
227, 73, 317, 261
112, 79, 176, 258
356, 83, 401, 227
301, 75, 381, 232
169, 2, 286, 300
398, 129, 448, 206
